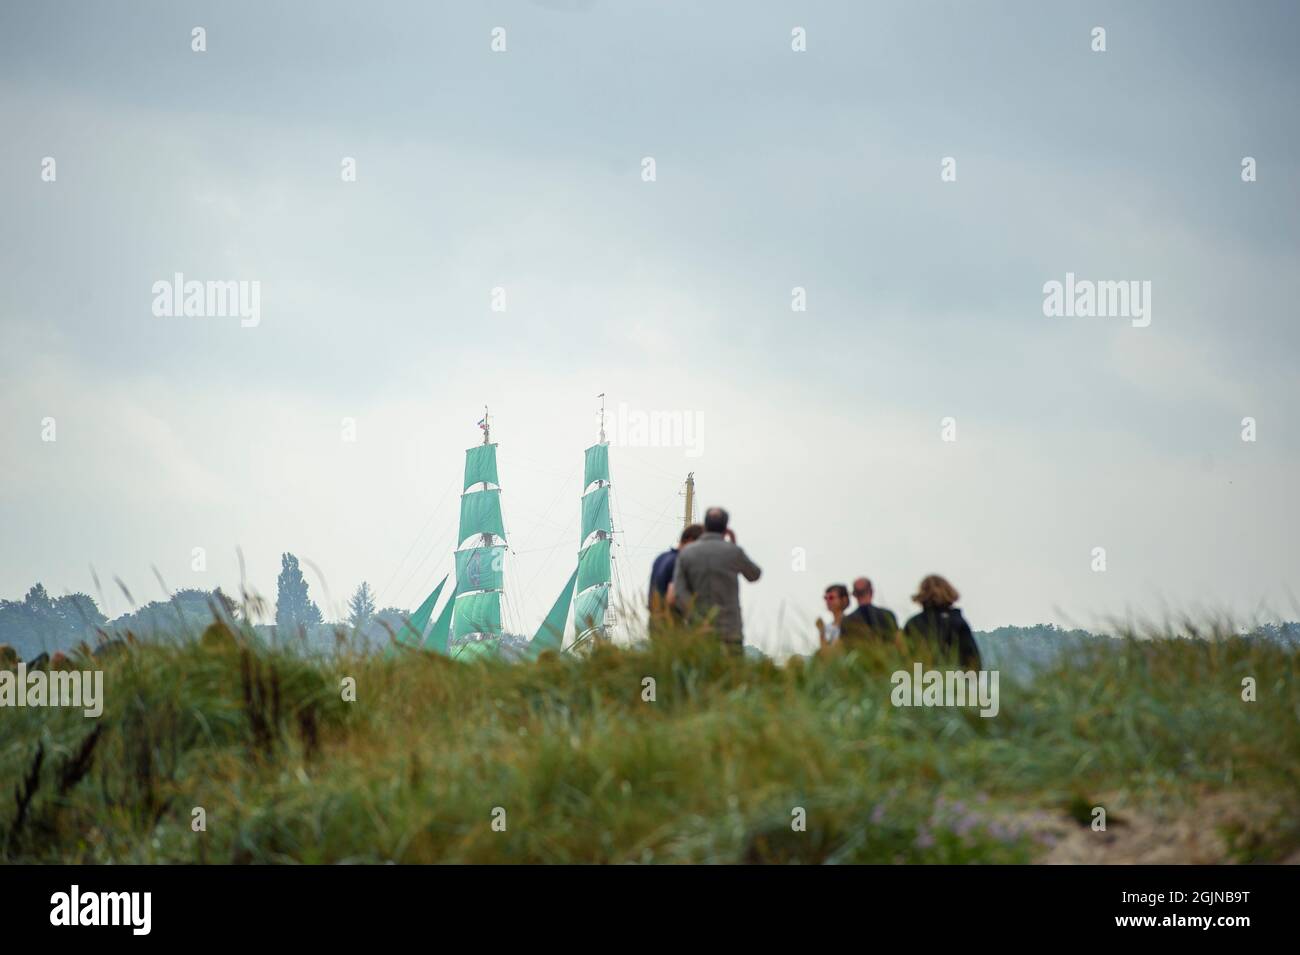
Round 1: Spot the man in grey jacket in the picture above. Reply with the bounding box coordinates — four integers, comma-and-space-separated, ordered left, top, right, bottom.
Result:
671, 506, 762, 647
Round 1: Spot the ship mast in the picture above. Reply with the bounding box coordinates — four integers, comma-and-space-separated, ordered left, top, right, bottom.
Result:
683, 472, 696, 531
596, 393, 615, 642
596, 394, 610, 546
474, 406, 498, 649
569, 395, 619, 650
480, 405, 492, 578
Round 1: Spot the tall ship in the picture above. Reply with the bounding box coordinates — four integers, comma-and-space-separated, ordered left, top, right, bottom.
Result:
394, 399, 621, 661
529, 396, 619, 656
574, 397, 617, 647
392, 408, 513, 659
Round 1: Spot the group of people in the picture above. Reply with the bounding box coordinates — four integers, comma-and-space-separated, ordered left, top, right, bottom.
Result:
818, 574, 980, 667
649, 506, 980, 668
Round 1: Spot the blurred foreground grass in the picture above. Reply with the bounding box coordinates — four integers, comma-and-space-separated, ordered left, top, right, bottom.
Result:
2, 625, 1297, 863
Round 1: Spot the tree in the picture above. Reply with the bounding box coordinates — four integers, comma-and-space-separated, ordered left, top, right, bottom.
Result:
50, 592, 107, 635
275, 553, 322, 631
99, 588, 235, 639
374, 606, 411, 634
24, 583, 54, 617
347, 582, 376, 630
0, 584, 107, 659
211, 586, 239, 621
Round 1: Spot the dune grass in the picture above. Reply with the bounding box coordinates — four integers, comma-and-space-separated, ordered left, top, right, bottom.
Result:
2, 623, 1297, 863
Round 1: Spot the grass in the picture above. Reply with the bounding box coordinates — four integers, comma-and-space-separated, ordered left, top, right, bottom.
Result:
1, 622, 1297, 863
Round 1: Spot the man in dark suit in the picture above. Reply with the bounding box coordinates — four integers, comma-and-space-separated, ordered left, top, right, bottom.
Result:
840, 577, 899, 644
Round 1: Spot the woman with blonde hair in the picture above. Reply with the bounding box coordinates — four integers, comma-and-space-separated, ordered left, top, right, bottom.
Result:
903, 574, 981, 668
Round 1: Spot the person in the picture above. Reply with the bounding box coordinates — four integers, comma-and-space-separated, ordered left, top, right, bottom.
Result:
903, 574, 981, 668
671, 506, 761, 649
841, 576, 899, 643
817, 584, 850, 648
649, 523, 703, 616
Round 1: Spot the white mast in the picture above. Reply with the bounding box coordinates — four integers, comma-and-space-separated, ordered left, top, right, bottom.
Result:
480, 406, 494, 638
481, 404, 491, 550
597, 394, 616, 640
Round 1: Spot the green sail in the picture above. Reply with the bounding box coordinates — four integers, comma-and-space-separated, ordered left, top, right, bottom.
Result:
583, 443, 609, 490
580, 486, 611, 544
574, 584, 609, 637
576, 538, 611, 593
459, 488, 507, 544
464, 443, 499, 490
422, 592, 455, 655
451, 590, 502, 639
454, 545, 506, 596
528, 567, 578, 658
390, 575, 447, 650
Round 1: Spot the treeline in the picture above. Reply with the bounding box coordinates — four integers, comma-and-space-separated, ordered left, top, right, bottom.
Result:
0, 584, 108, 659
0, 552, 412, 660
973, 622, 1300, 683
3, 566, 1298, 663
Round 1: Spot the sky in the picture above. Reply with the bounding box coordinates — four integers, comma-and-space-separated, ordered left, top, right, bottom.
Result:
1, 1, 1297, 657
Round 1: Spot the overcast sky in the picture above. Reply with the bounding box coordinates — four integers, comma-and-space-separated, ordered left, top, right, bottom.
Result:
2, 1, 1297, 655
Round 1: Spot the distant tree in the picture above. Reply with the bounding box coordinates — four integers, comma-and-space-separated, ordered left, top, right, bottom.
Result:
973, 623, 1106, 683
24, 583, 54, 617
1245, 621, 1300, 647
211, 586, 239, 621
51, 592, 107, 635
347, 582, 376, 630
106, 588, 234, 637
275, 553, 323, 631
374, 606, 411, 633
0, 598, 37, 652
0, 583, 107, 659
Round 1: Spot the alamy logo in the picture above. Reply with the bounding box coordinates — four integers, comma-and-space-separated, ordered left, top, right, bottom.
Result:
151, 273, 261, 328
1042, 272, 1151, 328
608, 402, 704, 458
50, 885, 151, 935
0, 663, 103, 717
891, 663, 999, 717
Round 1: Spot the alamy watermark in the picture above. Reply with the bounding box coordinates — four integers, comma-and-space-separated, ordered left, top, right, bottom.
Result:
608, 402, 704, 458
50, 885, 150, 935
151, 273, 261, 328
0, 662, 103, 717
1042, 272, 1151, 328
891, 663, 999, 718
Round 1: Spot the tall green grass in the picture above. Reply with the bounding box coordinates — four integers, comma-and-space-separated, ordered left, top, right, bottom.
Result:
2, 625, 1296, 863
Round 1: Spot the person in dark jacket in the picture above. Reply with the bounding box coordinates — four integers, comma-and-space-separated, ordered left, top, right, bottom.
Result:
903, 574, 981, 668
649, 523, 703, 617
841, 576, 899, 644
